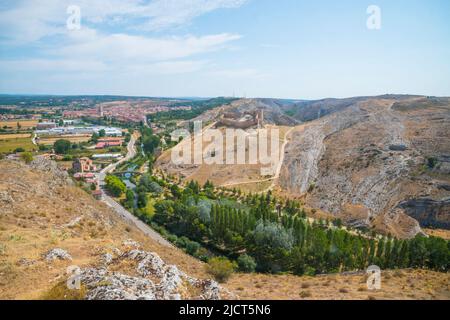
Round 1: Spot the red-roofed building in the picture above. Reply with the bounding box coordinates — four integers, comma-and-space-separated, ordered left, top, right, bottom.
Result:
72, 157, 97, 173
95, 141, 122, 149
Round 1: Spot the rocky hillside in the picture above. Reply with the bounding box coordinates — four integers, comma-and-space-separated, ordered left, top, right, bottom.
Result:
0, 159, 233, 300
278, 96, 450, 238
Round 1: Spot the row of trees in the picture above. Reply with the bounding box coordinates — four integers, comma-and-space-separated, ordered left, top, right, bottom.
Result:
151, 180, 449, 275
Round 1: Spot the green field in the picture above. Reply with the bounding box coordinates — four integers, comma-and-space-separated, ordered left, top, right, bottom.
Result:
0, 137, 37, 153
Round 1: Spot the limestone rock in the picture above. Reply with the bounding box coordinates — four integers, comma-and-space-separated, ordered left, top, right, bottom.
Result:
45, 248, 72, 262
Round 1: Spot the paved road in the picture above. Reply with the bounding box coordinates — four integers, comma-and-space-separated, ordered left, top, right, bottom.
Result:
97, 134, 173, 248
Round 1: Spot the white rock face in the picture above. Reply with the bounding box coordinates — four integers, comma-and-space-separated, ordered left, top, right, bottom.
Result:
78, 247, 232, 300
45, 248, 72, 261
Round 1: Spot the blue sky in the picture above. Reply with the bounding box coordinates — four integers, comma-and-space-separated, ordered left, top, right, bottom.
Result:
0, 0, 449, 99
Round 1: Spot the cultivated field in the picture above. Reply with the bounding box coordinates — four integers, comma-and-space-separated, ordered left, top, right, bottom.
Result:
37, 135, 92, 145
0, 120, 38, 130
0, 135, 36, 153
0, 133, 32, 139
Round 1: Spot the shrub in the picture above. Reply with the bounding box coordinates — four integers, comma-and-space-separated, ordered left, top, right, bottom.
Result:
427, 157, 438, 169
205, 257, 236, 283
237, 254, 257, 273
185, 240, 201, 256
14, 147, 25, 153
20, 152, 33, 164
104, 175, 126, 197
42, 281, 86, 300
299, 290, 312, 298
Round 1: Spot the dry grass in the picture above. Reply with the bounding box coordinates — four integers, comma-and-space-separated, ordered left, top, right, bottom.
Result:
0, 133, 31, 140
42, 281, 87, 300
37, 135, 91, 145
226, 271, 450, 300
423, 228, 450, 240
0, 120, 38, 130
0, 160, 209, 299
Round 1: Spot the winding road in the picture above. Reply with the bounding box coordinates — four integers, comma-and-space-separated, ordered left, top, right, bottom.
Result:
97, 134, 173, 248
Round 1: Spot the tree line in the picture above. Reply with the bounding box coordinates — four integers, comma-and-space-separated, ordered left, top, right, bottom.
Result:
149, 180, 449, 275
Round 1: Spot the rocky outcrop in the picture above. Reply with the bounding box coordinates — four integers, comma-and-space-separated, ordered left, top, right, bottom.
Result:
44, 248, 72, 261
79, 248, 233, 300
397, 198, 450, 229
30, 156, 73, 186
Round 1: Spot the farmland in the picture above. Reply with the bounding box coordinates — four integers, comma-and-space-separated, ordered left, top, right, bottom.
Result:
0, 120, 38, 130
0, 135, 36, 153
37, 134, 92, 146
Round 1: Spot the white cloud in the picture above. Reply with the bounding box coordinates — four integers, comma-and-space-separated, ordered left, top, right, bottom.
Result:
0, 0, 249, 94
55, 31, 241, 62
0, 0, 249, 43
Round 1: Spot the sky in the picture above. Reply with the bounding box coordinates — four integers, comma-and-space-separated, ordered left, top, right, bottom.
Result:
0, 0, 449, 99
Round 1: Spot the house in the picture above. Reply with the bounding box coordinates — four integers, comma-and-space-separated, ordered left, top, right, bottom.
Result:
72, 157, 97, 173
73, 172, 95, 180
95, 141, 122, 149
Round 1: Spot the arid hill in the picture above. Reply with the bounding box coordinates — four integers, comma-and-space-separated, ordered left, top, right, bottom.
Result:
0, 159, 232, 300
278, 96, 450, 238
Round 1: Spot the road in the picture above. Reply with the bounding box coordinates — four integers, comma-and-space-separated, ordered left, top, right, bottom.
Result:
97, 133, 173, 248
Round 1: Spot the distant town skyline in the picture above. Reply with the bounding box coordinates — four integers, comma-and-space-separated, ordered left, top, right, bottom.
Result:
1, 0, 449, 99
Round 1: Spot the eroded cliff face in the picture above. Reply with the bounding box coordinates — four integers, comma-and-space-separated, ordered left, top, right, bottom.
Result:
279, 96, 450, 238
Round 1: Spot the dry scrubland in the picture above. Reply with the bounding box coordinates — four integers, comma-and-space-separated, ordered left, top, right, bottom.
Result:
156, 126, 291, 192
0, 160, 208, 299
0, 159, 448, 300
227, 269, 449, 300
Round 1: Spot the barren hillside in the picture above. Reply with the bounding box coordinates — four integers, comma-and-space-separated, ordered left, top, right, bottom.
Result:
0, 159, 231, 300
279, 96, 450, 238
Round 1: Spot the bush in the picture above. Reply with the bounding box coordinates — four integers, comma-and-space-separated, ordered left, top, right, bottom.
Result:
42, 281, 86, 300
54, 139, 72, 154
20, 152, 33, 164
104, 175, 126, 197
237, 254, 257, 273
14, 147, 25, 153
63, 155, 73, 161
185, 241, 200, 256
427, 157, 438, 169
205, 257, 236, 283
